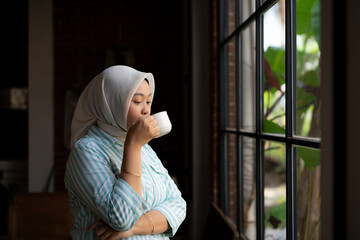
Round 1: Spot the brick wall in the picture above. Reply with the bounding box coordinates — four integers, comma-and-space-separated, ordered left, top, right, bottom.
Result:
227, 0, 237, 225
212, 0, 238, 224
212, 0, 219, 206
53, 0, 186, 192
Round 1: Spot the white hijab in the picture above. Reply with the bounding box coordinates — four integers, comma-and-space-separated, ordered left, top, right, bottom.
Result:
70, 65, 155, 149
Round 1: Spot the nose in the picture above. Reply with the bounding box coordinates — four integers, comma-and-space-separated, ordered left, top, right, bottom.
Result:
141, 103, 149, 115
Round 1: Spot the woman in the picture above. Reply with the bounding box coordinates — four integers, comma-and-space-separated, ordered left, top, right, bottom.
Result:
64, 65, 186, 239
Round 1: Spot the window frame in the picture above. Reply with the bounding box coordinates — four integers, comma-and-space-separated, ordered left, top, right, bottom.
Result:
217, 0, 321, 239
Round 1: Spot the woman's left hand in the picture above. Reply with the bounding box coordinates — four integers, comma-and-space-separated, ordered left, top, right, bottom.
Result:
88, 220, 134, 240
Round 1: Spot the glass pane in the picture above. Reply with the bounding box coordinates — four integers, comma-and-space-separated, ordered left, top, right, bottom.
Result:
295, 146, 321, 239
242, 136, 256, 239
240, 22, 256, 132
295, 0, 321, 138
241, 0, 256, 23
226, 37, 237, 129
264, 141, 286, 239
229, 0, 236, 35
228, 134, 238, 225
263, 1, 286, 135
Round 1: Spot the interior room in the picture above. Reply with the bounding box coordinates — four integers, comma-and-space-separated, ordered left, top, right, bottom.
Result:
0, 0, 359, 239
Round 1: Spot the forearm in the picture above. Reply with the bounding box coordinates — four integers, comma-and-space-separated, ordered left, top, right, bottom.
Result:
132, 210, 170, 235
120, 142, 142, 197
87, 210, 170, 239
120, 115, 160, 198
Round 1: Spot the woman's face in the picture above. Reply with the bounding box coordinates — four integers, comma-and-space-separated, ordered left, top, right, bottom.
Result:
126, 80, 152, 130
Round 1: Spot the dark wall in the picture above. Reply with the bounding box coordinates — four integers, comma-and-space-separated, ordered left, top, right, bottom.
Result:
53, 0, 190, 204
0, 1, 28, 160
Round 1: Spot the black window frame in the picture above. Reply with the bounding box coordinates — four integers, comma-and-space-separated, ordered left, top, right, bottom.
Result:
218, 0, 321, 239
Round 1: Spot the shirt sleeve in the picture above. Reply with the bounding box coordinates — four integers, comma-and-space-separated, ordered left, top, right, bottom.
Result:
150, 154, 187, 237
65, 140, 149, 232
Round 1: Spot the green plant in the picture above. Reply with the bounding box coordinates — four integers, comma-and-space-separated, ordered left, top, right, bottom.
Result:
263, 0, 321, 239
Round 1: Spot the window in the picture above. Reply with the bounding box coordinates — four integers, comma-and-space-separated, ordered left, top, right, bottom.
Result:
217, 0, 321, 239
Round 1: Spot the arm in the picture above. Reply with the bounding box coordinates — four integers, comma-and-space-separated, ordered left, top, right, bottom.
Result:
127, 145, 186, 236
88, 210, 169, 239
151, 161, 187, 237
65, 117, 160, 232
89, 149, 186, 238
120, 115, 160, 196
133, 209, 169, 234
66, 142, 148, 232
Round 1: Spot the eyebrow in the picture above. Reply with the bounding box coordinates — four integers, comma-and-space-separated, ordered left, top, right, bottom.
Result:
133, 92, 152, 97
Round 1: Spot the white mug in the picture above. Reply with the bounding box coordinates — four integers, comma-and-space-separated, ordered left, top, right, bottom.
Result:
151, 111, 172, 138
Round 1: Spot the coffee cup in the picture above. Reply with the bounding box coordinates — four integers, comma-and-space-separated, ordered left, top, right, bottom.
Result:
151, 111, 172, 138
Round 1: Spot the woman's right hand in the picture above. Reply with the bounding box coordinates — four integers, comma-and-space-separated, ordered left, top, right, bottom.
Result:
88, 220, 134, 240
125, 116, 160, 148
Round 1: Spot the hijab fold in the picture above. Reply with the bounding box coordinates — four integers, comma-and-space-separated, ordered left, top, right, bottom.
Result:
70, 65, 155, 149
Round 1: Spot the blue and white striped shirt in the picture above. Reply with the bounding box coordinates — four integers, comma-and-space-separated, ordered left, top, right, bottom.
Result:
64, 125, 186, 239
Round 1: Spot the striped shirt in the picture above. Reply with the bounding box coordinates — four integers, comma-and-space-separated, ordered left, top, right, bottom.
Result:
64, 125, 186, 239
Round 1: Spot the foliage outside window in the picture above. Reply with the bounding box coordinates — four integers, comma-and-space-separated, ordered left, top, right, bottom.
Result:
218, 0, 321, 239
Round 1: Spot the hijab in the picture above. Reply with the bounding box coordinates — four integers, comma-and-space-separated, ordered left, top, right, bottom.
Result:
70, 65, 155, 149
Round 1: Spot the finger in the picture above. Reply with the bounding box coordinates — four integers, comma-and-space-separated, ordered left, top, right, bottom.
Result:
151, 119, 158, 128
147, 115, 155, 121
143, 116, 158, 129
100, 230, 113, 240
144, 115, 157, 124
108, 233, 121, 240
140, 115, 151, 123
95, 224, 109, 236
87, 220, 102, 232
154, 126, 161, 135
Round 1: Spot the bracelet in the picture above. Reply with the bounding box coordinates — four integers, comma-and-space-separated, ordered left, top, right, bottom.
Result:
144, 212, 155, 234
121, 170, 142, 178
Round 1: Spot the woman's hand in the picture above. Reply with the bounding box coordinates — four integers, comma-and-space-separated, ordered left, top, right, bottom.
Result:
126, 116, 160, 148
87, 220, 134, 240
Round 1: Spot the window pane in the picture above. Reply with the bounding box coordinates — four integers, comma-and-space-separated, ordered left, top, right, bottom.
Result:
295, 0, 321, 139
226, 37, 237, 129
295, 146, 321, 239
241, 0, 256, 23
240, 22, 256, 132
241, 136, 256, 239
264, 140, 286, 239
263, 2, 286, 135
229, 0, 236, 35
228, 134, 238, 225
